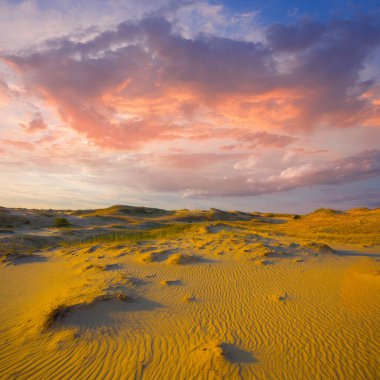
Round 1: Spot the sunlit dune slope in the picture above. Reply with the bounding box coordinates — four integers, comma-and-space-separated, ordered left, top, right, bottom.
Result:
255, 207, 380, 246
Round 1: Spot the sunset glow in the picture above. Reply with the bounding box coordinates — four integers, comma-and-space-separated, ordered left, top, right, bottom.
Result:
1, 0, 379, 211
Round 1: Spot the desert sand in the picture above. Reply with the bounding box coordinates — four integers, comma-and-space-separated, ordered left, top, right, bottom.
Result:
0, 206, 379, 379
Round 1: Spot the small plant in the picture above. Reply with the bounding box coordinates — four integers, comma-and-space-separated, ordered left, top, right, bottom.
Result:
42, 304, 73, 331
115, 292, 133, 302
52, 218, 71, 228
167, 253, 199, 265
293, 215, 301, 220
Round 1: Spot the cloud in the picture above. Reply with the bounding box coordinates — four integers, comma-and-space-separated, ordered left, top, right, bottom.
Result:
0, 78, 11, 105
0, 0, 175, 53
136, 149, 380, 197
1, 139, 35, 150
278, 164, 313, 179
243, 149, 380, 196
267, 20, 326, 52
2, 14, 379, 153
0, 4, 380, 209
0, 0, 264, 54
20, 113, 47, 133
149, 152, 242, 169
222, 131, 297, 150
164, 1, 263, 41
233, 156, 256, 171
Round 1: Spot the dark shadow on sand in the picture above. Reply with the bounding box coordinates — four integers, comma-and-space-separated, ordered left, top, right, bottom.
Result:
335, 250, 380, 258
62, 297, 164, 329
220, 343, 257, 364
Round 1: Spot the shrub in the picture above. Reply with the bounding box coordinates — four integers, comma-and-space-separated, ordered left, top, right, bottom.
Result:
52, 218, 71, 228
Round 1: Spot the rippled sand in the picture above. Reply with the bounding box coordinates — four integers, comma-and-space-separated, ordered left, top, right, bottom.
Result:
1, 226, 379, 379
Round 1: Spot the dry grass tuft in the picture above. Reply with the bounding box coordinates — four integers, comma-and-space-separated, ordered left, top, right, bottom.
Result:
42, 304, 74, 331
161, 280, 181, 286
114, 292, 133, 303
42, 292, 132, 331
141, 251, 163, 263
252, 242, 273, 257
167, 253, 199, 265
271, 293, 288, 302
255, 259, 271, 266
182, 294, 196, 303
303, 242, 335, 254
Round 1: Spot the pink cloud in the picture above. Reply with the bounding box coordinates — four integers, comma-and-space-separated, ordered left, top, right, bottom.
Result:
0, 78, 10, 105
1, 139, 35, 150
148, 152, 244, 169
221, 131, 297, 150
135, 149, 380, 197
20, 113, 47, 133
2, 16, 379, 152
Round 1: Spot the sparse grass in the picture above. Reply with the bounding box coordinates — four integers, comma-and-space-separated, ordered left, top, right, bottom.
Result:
167, 253, 200, 265
42, 304, 73, 331
141, 251, 163, 263
62, 223, 200, 247
172, 208, 255, 222
0, 239, 24, 255
302, 242, 335, 254
114, 292, 133, 302
0, 238, 37, 263
252, 242, 273, 257
161, 280, 179, 286
253, 208, 380, 246
255, 259, 271, 266
42, 292, 133, 331
0, 212, 29, 228
271, 293, 288, 302
72, 205, 170, 218
182, 294, 196, 303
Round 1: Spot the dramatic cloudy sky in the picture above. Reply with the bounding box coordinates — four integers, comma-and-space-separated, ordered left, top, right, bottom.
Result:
0, 0, 379, 212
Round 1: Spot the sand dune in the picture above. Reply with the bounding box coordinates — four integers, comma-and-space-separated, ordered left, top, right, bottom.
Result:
0, 206, 379, 379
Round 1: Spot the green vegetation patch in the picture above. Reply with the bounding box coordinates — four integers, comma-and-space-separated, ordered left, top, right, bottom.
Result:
63, 223, 201, 247
52, 218, 72, 228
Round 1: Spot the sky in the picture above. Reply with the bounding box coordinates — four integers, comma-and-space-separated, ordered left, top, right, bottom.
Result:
0, 0, 379, 213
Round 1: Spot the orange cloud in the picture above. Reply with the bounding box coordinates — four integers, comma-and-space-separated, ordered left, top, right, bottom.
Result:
4, 16, 379, 154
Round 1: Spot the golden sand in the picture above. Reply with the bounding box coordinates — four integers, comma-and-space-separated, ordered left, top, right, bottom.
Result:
0, 207, 379, 379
